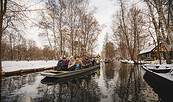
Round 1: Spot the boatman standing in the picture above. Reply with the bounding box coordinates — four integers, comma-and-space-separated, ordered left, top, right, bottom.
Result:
96, 54, 100, 64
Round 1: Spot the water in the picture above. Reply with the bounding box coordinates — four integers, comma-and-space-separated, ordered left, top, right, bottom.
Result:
1, 61, 171, 102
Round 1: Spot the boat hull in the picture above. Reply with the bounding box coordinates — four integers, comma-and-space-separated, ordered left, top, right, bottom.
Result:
143, 72, 173, 102
41, 65, 100, 78
142, 66, 173, 90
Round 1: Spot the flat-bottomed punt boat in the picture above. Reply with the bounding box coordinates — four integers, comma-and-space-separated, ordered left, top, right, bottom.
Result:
40, 65, 100, 78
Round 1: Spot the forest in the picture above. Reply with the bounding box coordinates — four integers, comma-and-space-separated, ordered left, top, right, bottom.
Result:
0, 0, 102, 62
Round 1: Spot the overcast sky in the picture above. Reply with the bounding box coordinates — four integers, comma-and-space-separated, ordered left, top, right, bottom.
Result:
89, 0, 117, 54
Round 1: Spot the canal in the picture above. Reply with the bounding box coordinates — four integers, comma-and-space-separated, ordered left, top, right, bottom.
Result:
1, 61, 171, 102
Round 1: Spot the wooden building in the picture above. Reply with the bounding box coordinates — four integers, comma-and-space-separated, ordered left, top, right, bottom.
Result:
138, 42, 173, 61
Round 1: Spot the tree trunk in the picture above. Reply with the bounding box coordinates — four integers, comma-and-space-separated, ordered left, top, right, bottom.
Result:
166, 51, 171, 64
0, 0, 7, 75
10, 35, 13, 60
156, 0, 172, 64
0, 17, 2, 74
59, 0, 63, 57
53, 13, 57, 59
157, 38, 161, 64
120, 0, 137, 63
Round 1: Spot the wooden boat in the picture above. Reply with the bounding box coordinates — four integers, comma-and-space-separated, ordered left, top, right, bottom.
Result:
40, 65, 100, 78
41, 70, 96, 85
143, 65, 171, 73
142, 65, 173, 90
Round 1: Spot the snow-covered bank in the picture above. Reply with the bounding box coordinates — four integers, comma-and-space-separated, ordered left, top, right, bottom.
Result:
120, 60, 146, 64
120, 59, 173, 65
2, 60, 58, 72
121, 60, 134, 64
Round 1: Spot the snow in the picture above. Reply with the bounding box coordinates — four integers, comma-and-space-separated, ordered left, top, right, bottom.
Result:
156, 72, 173, 82
2, 60, 58, 72
121, 60, 134, 64
120, 60, 147, 64
144, 61, 173, 69
171, 70, 173, 75
139, 44, 156, 55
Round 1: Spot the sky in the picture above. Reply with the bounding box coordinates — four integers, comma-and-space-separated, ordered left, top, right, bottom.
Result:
89, 0, 117, 54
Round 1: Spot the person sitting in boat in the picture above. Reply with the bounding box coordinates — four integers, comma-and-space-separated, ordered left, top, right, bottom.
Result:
91, 58, 96, 66
82, 56, 91, 68
86, 56, 92, 67
75, 56, 83, 70
68, 56, 76, 71
61, 57, 70, 71
55, 57, 64, 70
82, 57, 87, 68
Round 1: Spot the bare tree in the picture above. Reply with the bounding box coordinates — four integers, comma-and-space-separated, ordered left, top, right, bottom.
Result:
112, 0, 148, 63
144, 0, 173, 64
0, 0, 7, 74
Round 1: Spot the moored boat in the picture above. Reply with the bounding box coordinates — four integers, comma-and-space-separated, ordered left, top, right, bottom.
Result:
143, 64, 172, 73
143, 72, 173, 102
40, 65, 100, 78
142, 65, 173, 90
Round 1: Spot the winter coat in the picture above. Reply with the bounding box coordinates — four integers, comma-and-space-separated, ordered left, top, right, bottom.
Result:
68, 60, 76, 68
91, 60, 96, 65
63, 60, 69, 67
57, 60, 64, 67
82, 58, 91, 66
76, 59, 83, 67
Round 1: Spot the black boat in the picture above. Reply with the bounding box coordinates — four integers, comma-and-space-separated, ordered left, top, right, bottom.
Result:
143, 64, 171, 73
142, 65, 173, 90
143, 72, 173, 102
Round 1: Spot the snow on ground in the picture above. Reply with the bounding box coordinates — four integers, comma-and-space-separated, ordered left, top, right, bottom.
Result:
2, 60, 58, 72
121, 60, 134, 64
171, 69, 173, 75
120, 60, 173, 70
120, 60, 148, 64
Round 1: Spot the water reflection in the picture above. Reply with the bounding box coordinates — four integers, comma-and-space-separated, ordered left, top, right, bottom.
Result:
100, 62, 161, 102
34, 73, 100, 102
1, 73, 38, 102
1, 61, 168, 102
144, 72, 172, 102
